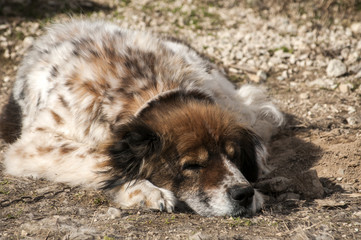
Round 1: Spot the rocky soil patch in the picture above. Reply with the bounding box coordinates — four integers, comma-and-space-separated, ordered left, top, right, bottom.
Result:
1, 0, 361, 239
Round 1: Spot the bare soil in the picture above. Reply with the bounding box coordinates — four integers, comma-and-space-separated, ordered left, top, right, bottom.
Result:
1, 0, 361, 239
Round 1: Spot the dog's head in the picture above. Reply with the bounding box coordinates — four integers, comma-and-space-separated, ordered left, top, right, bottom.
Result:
104, 90, 269, 216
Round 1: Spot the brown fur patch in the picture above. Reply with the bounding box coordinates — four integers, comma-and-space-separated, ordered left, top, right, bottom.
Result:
60, 146, 76, 154
129, 189, 141, 199
50, 110, 64, 125
37, 146, 55, 155
58, 95, 69, 108
200, 155, 228, 190
180, 148, 209, 166
225, 141, 235, 159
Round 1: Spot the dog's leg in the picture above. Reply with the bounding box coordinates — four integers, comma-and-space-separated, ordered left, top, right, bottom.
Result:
109, 180, 177, 212
3, 128, 108, 188
4, 129, 177, 212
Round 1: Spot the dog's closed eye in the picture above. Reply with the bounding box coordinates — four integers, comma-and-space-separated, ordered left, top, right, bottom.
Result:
182, 162, 205, 171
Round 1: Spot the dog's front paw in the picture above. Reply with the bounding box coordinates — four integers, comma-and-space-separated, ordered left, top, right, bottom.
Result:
112, 180, 177, 212
141, 184, 176, 212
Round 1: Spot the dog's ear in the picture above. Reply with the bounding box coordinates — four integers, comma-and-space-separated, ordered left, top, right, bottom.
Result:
237, 128, 269, 182
102, 120, 162, 189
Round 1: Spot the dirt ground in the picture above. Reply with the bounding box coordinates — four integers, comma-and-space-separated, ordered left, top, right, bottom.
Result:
0, 0, 361, 239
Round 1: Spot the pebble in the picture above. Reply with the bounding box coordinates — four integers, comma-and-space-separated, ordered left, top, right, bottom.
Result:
340, 48, 349, 59
22, 36, 34, 51
256, 70, 267, 82
277, 76, 285, 81
337, 168, 345, 175
299, 92, 310, 99
354, 211, 361, 218
347, 116, 359, 125
107, 207, 121, 219
307, 78, 336, 89
326, 59, 347, 77
351, 22, 361, 34
355, 70, 361, 78
21, 230, 28, 237
348, 106, 356, 114
348, 63, 361, 73
281, 70, 288, 79
339, 83, 352, 94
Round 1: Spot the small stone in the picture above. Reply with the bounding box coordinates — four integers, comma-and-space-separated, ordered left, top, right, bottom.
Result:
21, 230, 28, 237
337, 168, 345, 175
305, 60, 313, 66
289, 55, 296, 64
339, 83, 352, 94
357, 40, 361, 50
0, 24, 9, 31
107, 207, 121, 219
256, 70, 267, 82
299, 53, 309, 60
276, 76, 285, 81
326, 59, 347, 77
346, 116, 359, 125
348, 51, 359, 64
340, 48, 349, 59
354, 211, 361, 218
348, 63, 361, 74
297, 60, 305, 67
22, 36, 34, 51
228, 67, 238, 74
235, 51, 243, 60
281, 70, 288, 79
348, 106, 356, 114
355, 70, 361, 79
307, 78, 334, 88
351, 22, 361, 34
299, 93, 310, 99
4, 49, 10, 59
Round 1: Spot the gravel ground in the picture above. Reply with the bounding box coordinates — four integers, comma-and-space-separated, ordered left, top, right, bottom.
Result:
0, 0, 361, 239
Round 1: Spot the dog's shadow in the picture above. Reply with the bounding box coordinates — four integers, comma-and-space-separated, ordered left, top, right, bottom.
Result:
258, 113, 344, 215
0, 0, 112, 19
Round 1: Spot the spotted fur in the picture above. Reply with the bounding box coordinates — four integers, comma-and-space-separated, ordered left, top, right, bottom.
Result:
1, 19, 284, 216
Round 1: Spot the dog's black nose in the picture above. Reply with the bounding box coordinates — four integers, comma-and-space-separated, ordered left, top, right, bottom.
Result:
228, 186, 254, 206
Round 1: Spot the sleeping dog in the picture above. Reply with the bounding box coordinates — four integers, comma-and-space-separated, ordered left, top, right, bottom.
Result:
0, 20, 283, 217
